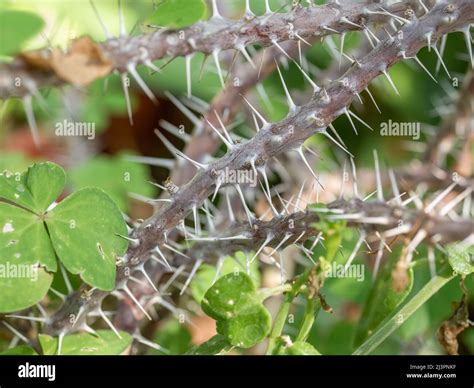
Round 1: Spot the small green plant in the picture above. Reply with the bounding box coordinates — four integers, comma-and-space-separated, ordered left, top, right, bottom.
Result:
0, 162, 128, 313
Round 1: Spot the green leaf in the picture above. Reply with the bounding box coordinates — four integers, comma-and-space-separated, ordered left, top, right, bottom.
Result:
39, 330, 132, 355
446, 243, 474, 276
0, 202, 57, 271
202, 272, 256, 321
0, 162, 66, 214
201, 272, 272, 348
186, 335, 232, 355
0, 202, 56, 313
0, 10, 45, 56
191, 251, 260, 303
353, 254, 414, 347
151, 319, 192, 355
0, 267, 52, 314
221, 303, 272, 348
275, 341, 321, 355
46, 188, 128, 291
69, 154, 156, 212
0, 345, 38, 355
146, 0, 208, 28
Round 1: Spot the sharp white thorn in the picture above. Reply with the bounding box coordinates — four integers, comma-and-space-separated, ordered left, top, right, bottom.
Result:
60, 263, 73, 294
344, 232, 365, 271
56, 332, 65, 356
212, 179, 222, 202
406, 229, 428, 264
22, 95, 40, 148
272, 40, 292, 60
123, 286, 152, 320
206, 119, 232, 149
439, 187, 472, 216
339, 33, 345, 70
382, 70, 400, 95
372, 239, 385, 281
292, 59, 320, 92
118, 0, 126, 36
348, 110, 374, 131
99, 309, 122, 339
344, 108, 358, 135
123, 154, 174, 169
241, 95, 268, 125
432, 46, 451, 79
373, 150, 384, 202
185, 55, 192, 98
3, 321, 30, 344
225, 190, 235, 223
425, 182, 457, 213
412, 55, 438, 83
127, 64, 157, 102
192, 205, 199, 235
435, 34, 448, 75
275, 61, 296, 111
350, 157, 359, 198
213, 50, 225, 88
322, 130, 353, 157
235, 184, 254, 226
210, 0, 221, 18
297, 148, 323, 190
160, 120, 190, 142
365, 87, 381, 114
464, 28, 473, 69
250, 235, 273, 263
121, 73, 133, 125
164, 91, 201, 127
180, 260, 202, 295
89, 0, 112, 39
295, 179, 306, 211
388, 169, 402, 205
239, 45, 256, 68
141, 267, 158, 292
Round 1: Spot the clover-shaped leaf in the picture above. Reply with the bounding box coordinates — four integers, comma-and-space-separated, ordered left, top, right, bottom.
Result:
39, 330, 132, 355
0, 162, 128, 312
201, 272, 272, 348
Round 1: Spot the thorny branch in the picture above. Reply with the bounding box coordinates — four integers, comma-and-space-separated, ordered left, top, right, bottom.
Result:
41, 0, 474, 336
1, 0, 419, 99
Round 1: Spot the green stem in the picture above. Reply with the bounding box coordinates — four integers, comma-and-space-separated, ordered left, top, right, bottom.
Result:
266, 293, 293, 354
295, 297, 320, 342
266, 270, 312, 354
353, 265, 455, 355
258, 284, 293, 302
